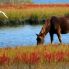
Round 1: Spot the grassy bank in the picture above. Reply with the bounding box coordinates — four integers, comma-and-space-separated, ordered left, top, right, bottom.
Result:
0, 44, 69, 69
0, 4, 69, 26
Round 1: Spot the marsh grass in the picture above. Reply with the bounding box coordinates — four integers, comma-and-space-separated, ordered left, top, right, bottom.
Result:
0, 4, 69, 26
0, 44, 69, 69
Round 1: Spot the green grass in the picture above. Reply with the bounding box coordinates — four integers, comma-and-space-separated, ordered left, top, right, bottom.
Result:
0, 6, 69, 26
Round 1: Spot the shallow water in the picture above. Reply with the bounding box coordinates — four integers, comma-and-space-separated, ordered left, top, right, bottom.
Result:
0, 25, 69, 47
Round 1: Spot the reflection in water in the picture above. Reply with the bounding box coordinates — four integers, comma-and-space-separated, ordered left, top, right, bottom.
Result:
0, 25, 69, 47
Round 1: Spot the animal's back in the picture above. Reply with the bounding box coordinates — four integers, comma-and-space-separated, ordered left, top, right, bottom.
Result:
50, 16, 69, 34
59, 17, 69, 34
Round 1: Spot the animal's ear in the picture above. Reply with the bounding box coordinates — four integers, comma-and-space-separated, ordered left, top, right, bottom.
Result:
36, 34, 39, 36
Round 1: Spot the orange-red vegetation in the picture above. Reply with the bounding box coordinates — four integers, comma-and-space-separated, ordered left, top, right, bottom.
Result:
0, 45, 69, 65
0, 4, 69, 9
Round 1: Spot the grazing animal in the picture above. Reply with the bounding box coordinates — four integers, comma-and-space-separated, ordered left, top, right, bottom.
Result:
36, 16, 69, 45
0, 11, 8, 19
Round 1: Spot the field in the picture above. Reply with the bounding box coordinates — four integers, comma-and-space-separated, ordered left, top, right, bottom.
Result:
0, 44, 69, 69
0, 4, 69, 25
0, 4, 69, 69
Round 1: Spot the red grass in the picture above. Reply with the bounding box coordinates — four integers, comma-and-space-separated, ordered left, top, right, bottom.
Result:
54, 51, 64, 62
0, 3, 69, 9
0, 45, 69, 65
13, 52, 40, 64
0, 53, 9, 64
44, 51, 53, 62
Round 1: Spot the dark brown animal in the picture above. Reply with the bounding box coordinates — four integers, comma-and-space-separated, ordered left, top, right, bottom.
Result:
36, 16, 69, 45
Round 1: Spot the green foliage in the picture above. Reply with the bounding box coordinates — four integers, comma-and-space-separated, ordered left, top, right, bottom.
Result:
0, 6, 69, 26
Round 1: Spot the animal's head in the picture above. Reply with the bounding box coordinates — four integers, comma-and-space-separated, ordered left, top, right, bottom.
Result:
36, 34, 44, 45
36, 18, 50, 45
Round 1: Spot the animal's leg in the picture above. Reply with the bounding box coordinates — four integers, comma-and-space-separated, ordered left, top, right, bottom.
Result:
57, 25, 62, 43
57, 33, 62, 43
50, 33, 53, 44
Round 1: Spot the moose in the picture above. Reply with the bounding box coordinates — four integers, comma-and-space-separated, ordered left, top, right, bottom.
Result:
36, 16, 69, 45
